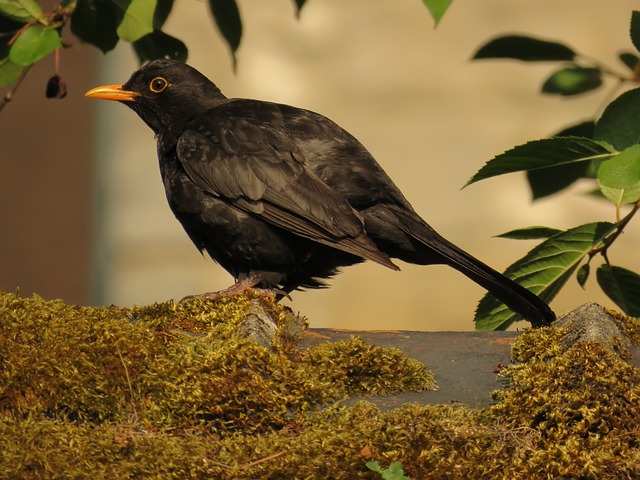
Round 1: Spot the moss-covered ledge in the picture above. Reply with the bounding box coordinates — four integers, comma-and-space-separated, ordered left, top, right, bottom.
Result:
1, 291, 639, 479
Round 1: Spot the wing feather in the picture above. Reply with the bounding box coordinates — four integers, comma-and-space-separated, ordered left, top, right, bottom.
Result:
175, 117, 397, 270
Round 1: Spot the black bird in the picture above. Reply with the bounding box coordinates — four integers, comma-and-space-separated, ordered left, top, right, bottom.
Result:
85, 59, 555, 327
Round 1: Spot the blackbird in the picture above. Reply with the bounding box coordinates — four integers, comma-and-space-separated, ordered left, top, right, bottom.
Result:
86, 59, 555, 327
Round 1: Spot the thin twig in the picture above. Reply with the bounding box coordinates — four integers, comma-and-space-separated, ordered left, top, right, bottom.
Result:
590, 199, 640, 261
238, 451, 286, 470
0, 64, 33, 113
115, 345, 138, 421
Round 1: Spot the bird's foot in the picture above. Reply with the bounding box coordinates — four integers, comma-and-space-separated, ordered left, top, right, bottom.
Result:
181, 274, 286, 302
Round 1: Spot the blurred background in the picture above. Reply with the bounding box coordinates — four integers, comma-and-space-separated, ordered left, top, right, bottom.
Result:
1, 0, 638, 330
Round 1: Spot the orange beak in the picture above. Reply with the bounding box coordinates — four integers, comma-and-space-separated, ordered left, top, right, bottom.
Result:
85, 84, 139, 102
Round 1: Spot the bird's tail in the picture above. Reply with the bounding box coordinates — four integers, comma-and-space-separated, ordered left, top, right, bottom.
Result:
377, 207, 556, 327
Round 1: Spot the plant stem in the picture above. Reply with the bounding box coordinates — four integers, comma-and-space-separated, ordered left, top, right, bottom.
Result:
0, 65, 33, 113
590, 200, 640, 261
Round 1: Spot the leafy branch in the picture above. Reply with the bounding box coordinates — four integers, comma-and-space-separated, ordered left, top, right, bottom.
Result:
0, 0, 455, 108
469, 11, 640, 329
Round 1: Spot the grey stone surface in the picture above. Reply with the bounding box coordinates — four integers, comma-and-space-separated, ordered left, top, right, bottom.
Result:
299, 304, 639, 409
301, 329, 517, 408
555, 302, 631, 357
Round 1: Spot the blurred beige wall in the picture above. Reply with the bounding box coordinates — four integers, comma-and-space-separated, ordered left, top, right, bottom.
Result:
0, 47, 97, 305
92, 0, 638, 330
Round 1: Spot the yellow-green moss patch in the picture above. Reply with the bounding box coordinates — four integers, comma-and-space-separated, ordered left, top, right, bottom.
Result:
0, 291, 434, 431
2, 292, 639, 479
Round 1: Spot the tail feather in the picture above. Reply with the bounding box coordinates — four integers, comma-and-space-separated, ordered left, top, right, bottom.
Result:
369, 206, 556, 327
425, 234, 555, 327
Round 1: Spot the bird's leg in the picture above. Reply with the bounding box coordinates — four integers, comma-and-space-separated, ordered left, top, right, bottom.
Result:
181, 272, 285, 302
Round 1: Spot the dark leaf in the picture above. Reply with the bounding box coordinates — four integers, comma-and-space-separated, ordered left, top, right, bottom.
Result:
525, 121, 598, 199
466, 137, 614, 187
554, 120, 596, 138
0, 13, 26, 33
541, 67, 602, 96
133, 30, 187, 62
292, 0, 306, 18
472, 35, 576, 62
71, 0, 120, 53
496, 226, 562, 240
594, 88, 640, 150
576, 263, 590, 288
422, 0, 453, 26
597, 264, 640, 317
619, 52, 640, 72
153, 0, 173, 28
475, 222, 616, 330
208, 0, 242, 68
527, 161, 591, 199
631, 11, 640, 55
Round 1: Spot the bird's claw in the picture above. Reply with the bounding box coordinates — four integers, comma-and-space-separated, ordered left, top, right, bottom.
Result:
180, 274, 285, 302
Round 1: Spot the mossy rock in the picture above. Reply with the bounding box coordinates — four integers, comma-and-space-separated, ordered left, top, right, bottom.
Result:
1, 292, 639, 479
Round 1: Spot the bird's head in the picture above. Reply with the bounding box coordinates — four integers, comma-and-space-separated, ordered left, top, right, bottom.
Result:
85, 59, 226, 134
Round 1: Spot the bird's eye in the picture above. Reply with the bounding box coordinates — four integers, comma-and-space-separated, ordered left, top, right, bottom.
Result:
149, 77, 168, 93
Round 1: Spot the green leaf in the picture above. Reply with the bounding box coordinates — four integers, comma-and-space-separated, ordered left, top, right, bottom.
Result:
598, 183, 640, 206
422, 0, 453, 26
366, 461, 382, 473
619, 52, 640, 72
496, 226, 562, 240
208, 0, 242, 68
597, 144, 640, 189
475, 222, 616, 330
0, 0, 42, 22
597, 265, 640, 317
112, 0, 156, 42
542, 67, 602, 96
466, 137, 614, 187
9, 26, 61, 66
472, 35, 576, 62
576, 263, 590, 289
365, 460, 409, 480
594, 88, 640, 150
597, 144, 640, 205
70, 0, 120, 53
0, 54, 22, 86
631, 11, 640, 55
383, 461, 409, 480
133, 30, 187, 63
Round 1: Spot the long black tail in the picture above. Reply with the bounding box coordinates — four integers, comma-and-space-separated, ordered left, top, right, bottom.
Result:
367, 206, 556, 327
426, 234, 555, 327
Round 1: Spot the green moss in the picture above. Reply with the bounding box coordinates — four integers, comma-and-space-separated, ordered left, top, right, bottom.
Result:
508, 326, 568, 363
486, 333, 640, 479
2, 292, 639, 479
303, 336, 436, 397
610, 309, 640, 347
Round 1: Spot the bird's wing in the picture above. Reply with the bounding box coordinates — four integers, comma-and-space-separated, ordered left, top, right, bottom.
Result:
175, 120, 397, 270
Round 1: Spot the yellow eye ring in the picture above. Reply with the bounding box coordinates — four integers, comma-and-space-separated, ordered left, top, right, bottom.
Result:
149, 77, 168, 93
